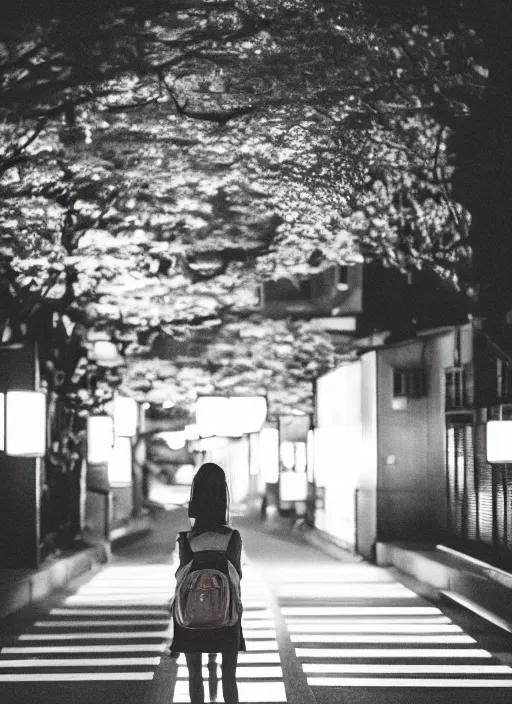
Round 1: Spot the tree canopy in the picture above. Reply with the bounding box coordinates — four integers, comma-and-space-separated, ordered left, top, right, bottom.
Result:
123, 315, 345, 418
0, 0, 488, 408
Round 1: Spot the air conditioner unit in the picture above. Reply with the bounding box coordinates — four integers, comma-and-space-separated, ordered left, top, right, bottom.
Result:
393, 368, 427, 398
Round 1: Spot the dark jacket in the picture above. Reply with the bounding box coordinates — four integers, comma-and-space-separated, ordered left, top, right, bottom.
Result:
170, 525, 246, 654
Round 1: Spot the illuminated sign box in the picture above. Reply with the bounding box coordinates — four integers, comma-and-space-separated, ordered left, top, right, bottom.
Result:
5, 390, 47, 457
113, 396, 138, 437
87, 415, 114, 464
196, 396, 267, 438
259, 428, 279, 484
108, 436, 133, 486
486, 420, 512, 463
280, 472, 308, 502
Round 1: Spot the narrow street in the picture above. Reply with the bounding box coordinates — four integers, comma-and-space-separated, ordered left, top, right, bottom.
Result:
0, 503, 511, 704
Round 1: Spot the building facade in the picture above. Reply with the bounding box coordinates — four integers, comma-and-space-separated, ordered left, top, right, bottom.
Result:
310, 322, 512, 571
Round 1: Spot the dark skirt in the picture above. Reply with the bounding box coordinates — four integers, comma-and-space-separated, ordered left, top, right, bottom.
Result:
171, 617, 246, 654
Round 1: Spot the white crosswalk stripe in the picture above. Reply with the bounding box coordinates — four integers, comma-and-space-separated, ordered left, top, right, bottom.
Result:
0, 563, 175, 683
278, 564, 512, 690
0, 560, 286, 701
171, 565, 287, 703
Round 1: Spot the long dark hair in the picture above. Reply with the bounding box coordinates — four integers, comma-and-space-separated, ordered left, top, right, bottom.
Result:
188, 462, 230, 532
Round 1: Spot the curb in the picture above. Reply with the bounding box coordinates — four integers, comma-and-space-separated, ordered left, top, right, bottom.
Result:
294, 520, 364, 563
109, 511, 153, 550
377, 541, 512, 633
0, 542, 108, 620
0, 507, 161, 622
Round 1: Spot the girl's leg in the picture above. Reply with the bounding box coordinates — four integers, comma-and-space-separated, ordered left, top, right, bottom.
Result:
185, 653, 204, 704
207, 653, 219, 701
221, 651, 239, 704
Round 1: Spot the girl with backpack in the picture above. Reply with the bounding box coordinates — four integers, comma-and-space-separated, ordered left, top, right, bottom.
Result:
171, 462, 246, 704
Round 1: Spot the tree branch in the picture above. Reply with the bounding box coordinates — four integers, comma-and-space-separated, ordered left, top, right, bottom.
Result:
159, 75, 257, 124
0, 117, 48, 174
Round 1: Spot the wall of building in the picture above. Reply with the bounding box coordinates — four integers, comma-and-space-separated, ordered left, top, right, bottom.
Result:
314, 360, 365, 549
375, 327, 472, 544
312, 324, 477, 559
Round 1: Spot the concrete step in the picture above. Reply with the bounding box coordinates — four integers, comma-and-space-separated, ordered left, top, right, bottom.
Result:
0, 543, 108, 620
376, 541, 512, 633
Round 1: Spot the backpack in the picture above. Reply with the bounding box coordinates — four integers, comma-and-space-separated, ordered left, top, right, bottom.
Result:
173, 530, 243, 630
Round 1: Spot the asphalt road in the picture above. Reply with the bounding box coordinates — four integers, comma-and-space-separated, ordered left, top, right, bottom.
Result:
0, 500, 511, 704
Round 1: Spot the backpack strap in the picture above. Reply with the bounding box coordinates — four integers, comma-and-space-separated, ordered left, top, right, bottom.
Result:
187, 529, 233, 553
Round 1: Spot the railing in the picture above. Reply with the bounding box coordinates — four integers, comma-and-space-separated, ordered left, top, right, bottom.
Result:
445, 366, 474, 410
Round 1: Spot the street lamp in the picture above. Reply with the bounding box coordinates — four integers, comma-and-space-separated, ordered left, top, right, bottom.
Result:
4, 390, 47, 457
88, 332, 124, 368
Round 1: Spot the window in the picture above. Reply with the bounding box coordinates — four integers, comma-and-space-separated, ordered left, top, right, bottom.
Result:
446, 424, 477, 542
393, 368, 426, 398
445, 365, 474, 409
496, 357, 512, 401
337, 265, 349, 291
445, 367, 466, 409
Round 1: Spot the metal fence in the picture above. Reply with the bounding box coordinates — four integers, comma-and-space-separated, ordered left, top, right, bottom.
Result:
444, 342, 512, 569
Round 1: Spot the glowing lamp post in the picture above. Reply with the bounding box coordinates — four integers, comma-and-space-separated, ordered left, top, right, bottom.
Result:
5, 391, 47, 457
486, 420, 512, 463
87, 415, 114, 465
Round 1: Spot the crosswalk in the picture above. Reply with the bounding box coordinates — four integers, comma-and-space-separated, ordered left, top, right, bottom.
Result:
1, 542, 511, 701
0, 559, 288, 703
172, 563, 287, 702
0, 564, 175, 682
276, 563, 512, 692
